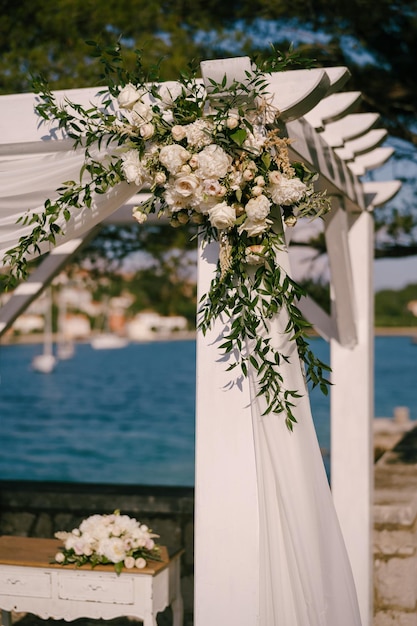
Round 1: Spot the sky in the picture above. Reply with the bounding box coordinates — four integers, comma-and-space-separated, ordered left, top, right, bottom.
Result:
374, 255, 417, 292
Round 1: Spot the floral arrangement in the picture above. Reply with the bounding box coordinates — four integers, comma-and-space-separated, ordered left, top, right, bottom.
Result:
5, 43, 331, 429
54, 511, 161, 574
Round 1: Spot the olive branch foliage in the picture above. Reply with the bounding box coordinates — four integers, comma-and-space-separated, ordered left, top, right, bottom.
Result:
2, 41, 331, 429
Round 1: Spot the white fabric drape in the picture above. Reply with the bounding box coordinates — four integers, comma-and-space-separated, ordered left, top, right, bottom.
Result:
0, 148, 139, 263
248, 311, 362, 625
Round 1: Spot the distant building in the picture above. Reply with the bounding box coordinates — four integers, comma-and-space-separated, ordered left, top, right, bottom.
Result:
407, 300, 417, 316
61, 314, 91, 339
12, 314, 44, 334
126, 311, 188, 341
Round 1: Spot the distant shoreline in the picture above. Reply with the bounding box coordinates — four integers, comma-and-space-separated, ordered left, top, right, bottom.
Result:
1, 327, 416, 346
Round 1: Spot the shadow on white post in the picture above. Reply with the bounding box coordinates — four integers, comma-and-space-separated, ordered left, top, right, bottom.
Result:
330, 208, 374, 625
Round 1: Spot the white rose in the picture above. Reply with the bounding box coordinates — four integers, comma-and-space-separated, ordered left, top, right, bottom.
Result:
117, 83, 142, 109
172, 174, 201, 198
121, 150, 147, 187
172, 125, 186, 141
268, 174, 307, 206
243, 169, 255, 181
268, 170, 281, 185
177, 211, 189, 224
251, 185, 263, 197
140, 123, 155, 140
202, 179, 226, 197
226, 113, 239, 129
208, 202, 236, 229
135, 557, 147, 569
159, 144, 191, 174
196, 144, 231, 179
158, 81, 183, 106
131, 101, 153, 126
284, 214, 298, 227
154, 171, 167, 186
245, 195, 271, 221
189, 155, 199, 169
245, 244, 266, 265
55, 552, 65, 563
132, 208, 148, 224
124, 556, 136, 569
238, 218, 271, 237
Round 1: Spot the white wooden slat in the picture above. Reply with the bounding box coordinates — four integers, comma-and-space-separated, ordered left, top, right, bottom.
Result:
298, 294, 337, 341
267, 68, 331, 121
286, 118, 366, 211
347, 146, 394, 176
0, 235, 95, 337
323, 67, 351, 94
303, 92, 362, 131
324, 201, 358, 348
320, 113, 380, 147
363, 180, 402, 208
334, 129, 388, 160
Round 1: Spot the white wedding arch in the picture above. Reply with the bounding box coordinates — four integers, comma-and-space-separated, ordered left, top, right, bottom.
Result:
0, 56, 400, 626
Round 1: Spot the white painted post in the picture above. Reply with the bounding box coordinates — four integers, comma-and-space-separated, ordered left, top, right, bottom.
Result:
330, 209, 374, 626
194, 238, 260, 626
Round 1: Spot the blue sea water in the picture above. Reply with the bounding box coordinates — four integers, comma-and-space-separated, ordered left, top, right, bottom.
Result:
0, 336, 415, 486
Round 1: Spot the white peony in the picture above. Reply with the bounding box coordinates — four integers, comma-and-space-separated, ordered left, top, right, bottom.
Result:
135, 557, 147, 569
98, 537, 127, 564
184, 119, 213, 148
195, 144, 231, 179
121, 150, 147, 187
159, 144, 190, 174
268, 174, 307, 206
117, 83, 142, 109
245, 195, 271, 221
208, 202, 236, 229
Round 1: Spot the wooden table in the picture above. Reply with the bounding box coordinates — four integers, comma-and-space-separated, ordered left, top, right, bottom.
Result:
0, 536, 183, 626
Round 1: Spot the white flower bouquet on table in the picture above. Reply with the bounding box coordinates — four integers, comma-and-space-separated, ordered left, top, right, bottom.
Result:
5, 42, 332, 429
54, 510, 161, 574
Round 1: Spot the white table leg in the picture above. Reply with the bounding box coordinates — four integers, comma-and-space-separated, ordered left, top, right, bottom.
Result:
172, 595, 184, 626
142, 613, 158, 626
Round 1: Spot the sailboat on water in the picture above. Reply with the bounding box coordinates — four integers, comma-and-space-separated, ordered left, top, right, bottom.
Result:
31, 288, 57, 373
90, 296, 128, 350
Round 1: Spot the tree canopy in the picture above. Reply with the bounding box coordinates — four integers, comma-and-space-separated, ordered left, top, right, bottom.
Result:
2, 0, 416, 268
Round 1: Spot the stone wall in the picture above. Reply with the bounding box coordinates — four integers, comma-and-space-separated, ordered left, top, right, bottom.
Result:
0, 480, 194, 626
374, 427, 417, 625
